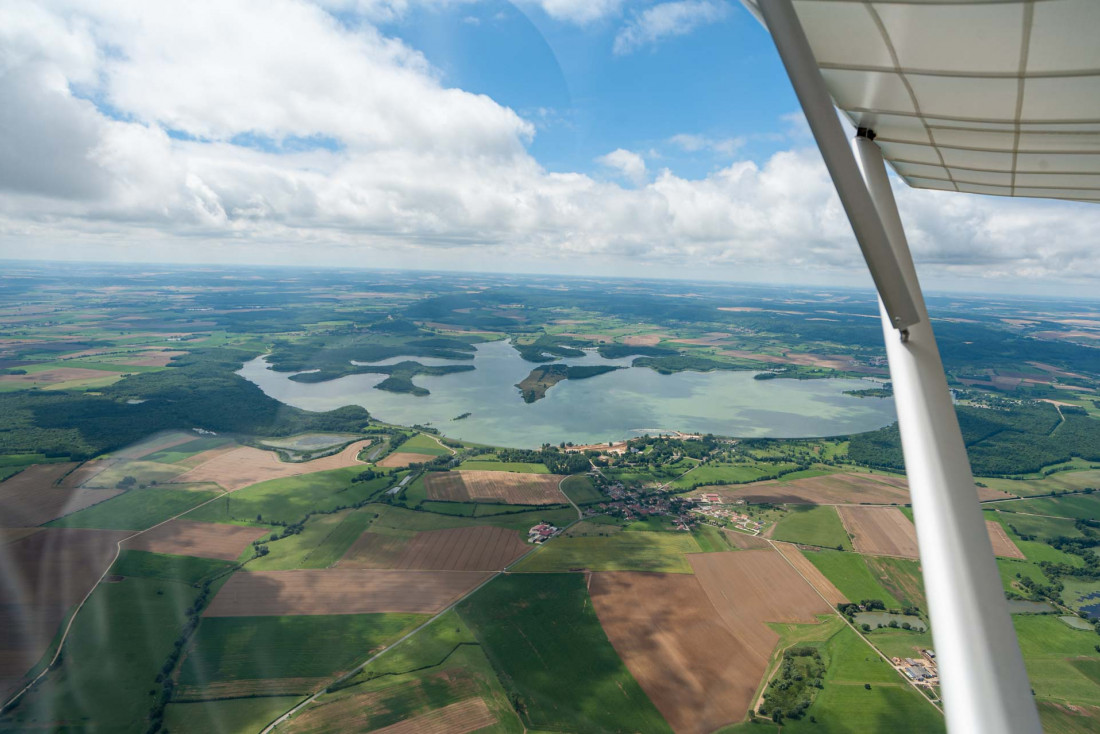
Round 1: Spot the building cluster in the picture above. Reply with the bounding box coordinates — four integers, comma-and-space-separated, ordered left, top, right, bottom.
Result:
892, 650, 938, 686
589, 482, 687, 525
527, 523, 560, 544
690, 494, 763, 534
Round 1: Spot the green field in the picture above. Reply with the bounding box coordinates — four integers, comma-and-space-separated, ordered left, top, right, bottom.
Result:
511, 530, 702, 573
458, 459, 549, 473
112, 549, 234, 585
985, 513, 1086, 566
1060, 578, 1100, 616
863, 626, 935, 660
1014, 614, 1100, 705
997, 512, 1083, 540
179, 613, 425, 687
398, 433, 452, 456
999, 493, 1100, 521
165, 696, 303, 734
1037, 701, 1100, 734
803, 550, 902, 609
980, 469, 1100, 497
780, 625, 945, 732
670, 462, 775, 489
458, 573, 671, 733
0, 577, 202, 731
47, 487, 220, 530
248, 506, 377, 570
184, 468, 391, 526
864, 556, 927, 612
772, 506, 853, 550
560, 474, 603, 504
693, 523, 735, 552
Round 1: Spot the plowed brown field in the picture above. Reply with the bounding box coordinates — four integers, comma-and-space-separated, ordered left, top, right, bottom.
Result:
838, 506, 1026, 560
377, 452, 435, 468
0, 367, 121, 386
0, 528, 130, 699
172, 440, 371, 491
371, 698, 495, 734
838, 506, 921, 558
204, 569, 489, 616
707, 472, 1011, 505
340, 526, 528, 571
123, 519, 267, 561
0, 464, 122, 527
396, 526, 528, 571
423, 470, 565, 505
591, 550, 830, 734
774, 542, 848, 605
590, 572, 757, 734
986, 520, 1026, 559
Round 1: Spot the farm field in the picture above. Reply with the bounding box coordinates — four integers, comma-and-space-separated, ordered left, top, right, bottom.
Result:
398, 433, 453, 456
0, 576, 203, 731
723, 529, 771, 549
249, 507, 377, 571
185, 469, 392, 526
707, 472, 909, 505
340, 525, 529, 571
998, 512, 1083, 540
123, 518, 267, 560
512, 531, 702, 573
980, 469, 1100, 497
172, 440, 372, 491
590, 571, 751, 734
456, 457, 547, 473
999, 493, 1100, 521
376, 451, 435, 467
458, 573, 670, 733
423, 470, 566, 505
111, 549, 234, 586
47, 487, 220, 531
863, 556, 927, 611
1014, 614, 1100, 706
772, 505, 852, 550
803, 549, 902, 608
774, 542, 848, 605
0, 463, 123, 526
987, 520, 1027, 559
0, 527, 131, 700
1037, 702, 1100, 734
560, 474, 602, 504
177, 613, 424, 699
838, 506, 920, 558
165, 696, 304, 734
204, 569, 490, 616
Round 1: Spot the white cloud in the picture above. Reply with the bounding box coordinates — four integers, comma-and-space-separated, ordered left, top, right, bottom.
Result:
670, 133, 745, 156
2, 0, 1100, 292
597, 149, 648, 185
524, 0, 626, 25
613, 0, 730, 55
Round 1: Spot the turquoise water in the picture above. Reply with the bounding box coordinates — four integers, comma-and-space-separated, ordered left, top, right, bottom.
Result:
240, 340, 896, 449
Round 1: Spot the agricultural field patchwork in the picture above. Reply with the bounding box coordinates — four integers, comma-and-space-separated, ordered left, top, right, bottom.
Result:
123, 518, 268, 560
171, 440, 372, 492
0, 463, 123, 526
772, 505, 853, 550
340, 525, 529, 571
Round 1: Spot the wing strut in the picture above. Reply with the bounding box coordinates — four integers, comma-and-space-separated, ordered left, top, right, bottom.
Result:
756, 1, 1042, 732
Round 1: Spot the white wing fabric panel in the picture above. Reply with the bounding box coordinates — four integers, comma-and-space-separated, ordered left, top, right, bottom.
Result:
742, 0, 1100, 203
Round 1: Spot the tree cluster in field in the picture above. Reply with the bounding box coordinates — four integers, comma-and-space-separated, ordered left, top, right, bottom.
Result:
494, 447, 591, 475
758, 646, 826, 724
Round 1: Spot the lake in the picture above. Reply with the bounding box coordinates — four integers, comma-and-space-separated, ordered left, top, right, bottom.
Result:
240, 340, 896, 449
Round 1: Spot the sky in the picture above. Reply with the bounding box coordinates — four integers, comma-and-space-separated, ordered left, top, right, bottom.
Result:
1, 0, 1099, 296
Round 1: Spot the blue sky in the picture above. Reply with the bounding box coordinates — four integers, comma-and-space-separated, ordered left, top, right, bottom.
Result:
382, 0, 795, 178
